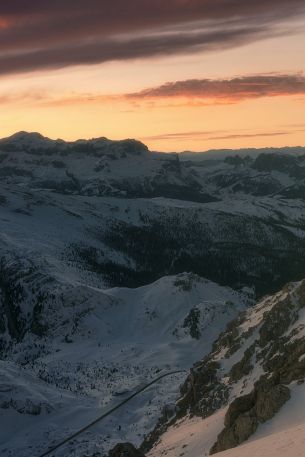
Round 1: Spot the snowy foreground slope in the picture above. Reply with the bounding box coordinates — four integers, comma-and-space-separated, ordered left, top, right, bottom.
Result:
147, 280, 305, 457
148, 414, 305, 457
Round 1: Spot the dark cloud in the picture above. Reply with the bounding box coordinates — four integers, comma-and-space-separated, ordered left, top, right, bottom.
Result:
0, 25, 276, 76
126, 74, 305, 103
0, 0, 304, 75
1, 1, 304, 23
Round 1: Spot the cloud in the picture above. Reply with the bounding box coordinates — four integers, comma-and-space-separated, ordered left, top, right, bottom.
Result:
3, 73, 305, 108
208, 132, 291, 140
0, 90, 48, 104
0, 0, 304, 75
141, 130, 292, 143
125, 74, 305, 103
0, 25, 275, 76
141, 130, 224, 141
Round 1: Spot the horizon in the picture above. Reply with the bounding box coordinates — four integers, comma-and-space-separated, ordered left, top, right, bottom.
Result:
3, 129, 305, 155
0, 1, 305, 151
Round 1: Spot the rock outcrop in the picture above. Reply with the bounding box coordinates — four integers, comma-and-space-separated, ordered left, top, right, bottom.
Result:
108, 443, 145, 457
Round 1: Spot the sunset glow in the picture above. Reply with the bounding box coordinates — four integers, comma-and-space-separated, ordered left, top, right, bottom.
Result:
1, 0, 305, 151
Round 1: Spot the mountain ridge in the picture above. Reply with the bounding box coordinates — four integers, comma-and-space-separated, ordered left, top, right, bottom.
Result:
2, 131, 305, 158
145, 279, 305, 457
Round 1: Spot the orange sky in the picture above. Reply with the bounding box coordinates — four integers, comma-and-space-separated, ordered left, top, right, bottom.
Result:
0, 1, 305, 152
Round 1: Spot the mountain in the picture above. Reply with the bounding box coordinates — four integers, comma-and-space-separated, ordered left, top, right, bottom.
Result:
0, 131, 208, 202
0, 272, 247, 456
1, 131, 305, 456
145, 279, 305, 457
2, 132, 305, 297
180, 146, 305, 161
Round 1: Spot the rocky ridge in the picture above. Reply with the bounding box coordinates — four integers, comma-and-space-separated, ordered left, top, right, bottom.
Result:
143, 279, 305, 455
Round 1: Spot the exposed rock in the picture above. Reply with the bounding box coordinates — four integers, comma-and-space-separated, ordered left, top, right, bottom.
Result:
229, 344, 255, 382
258, 296, 298, 348
210, 411, 258, 454
212, 314, 246, 358
255, 383, 290, 422
177, 360, 229, 418
210, 378, 290, 454
108, 443, 145, 457
224, 392, 256, 428
183, 307, 201, 339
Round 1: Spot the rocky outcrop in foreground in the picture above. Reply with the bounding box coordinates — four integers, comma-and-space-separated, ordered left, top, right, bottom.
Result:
141, 280, 305, 454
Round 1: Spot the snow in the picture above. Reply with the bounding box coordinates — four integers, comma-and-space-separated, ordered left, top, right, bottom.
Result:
149, 409, 227, 457
148, 382, 305, 457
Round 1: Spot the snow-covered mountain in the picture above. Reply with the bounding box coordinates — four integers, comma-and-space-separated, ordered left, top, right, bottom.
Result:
1, 131, 305, 456
2, 132, 305, 202
2, 132, 305, 298
0, 271, 248, 456
146, 279, 305, 457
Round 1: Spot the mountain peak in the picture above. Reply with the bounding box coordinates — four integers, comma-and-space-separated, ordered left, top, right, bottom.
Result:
5, 131, 50, 142
0, 131, 61, 151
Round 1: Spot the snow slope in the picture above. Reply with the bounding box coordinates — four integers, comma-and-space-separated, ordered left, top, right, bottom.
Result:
149, 409, 305, 457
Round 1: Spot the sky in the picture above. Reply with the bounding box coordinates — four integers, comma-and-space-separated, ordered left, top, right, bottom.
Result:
1, 0, 305, 152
